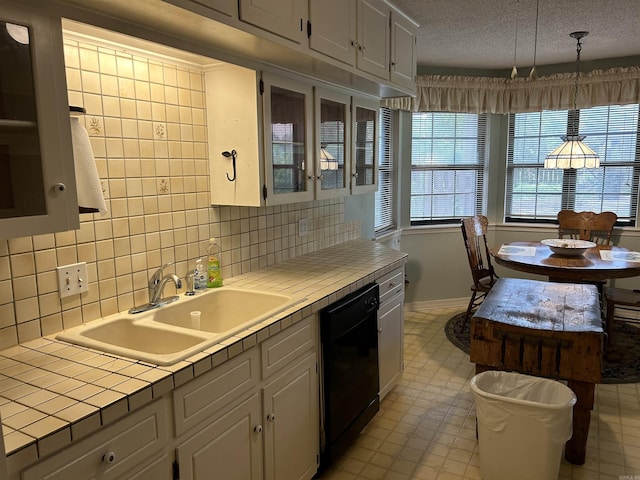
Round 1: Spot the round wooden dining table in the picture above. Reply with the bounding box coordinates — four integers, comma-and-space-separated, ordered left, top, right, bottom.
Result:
491, 241, 640, 283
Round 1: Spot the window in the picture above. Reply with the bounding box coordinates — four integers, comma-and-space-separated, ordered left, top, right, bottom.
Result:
410, 112, 488, 225
375, 107, 396, 233
506, 105, 640, 225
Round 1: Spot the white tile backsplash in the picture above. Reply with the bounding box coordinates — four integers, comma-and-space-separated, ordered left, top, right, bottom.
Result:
0, 33, 361, 349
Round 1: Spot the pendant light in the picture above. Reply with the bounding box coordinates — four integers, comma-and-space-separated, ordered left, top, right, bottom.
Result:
544, 31, 600, 169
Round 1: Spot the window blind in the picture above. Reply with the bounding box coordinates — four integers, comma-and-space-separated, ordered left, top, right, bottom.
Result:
410, 112, 488, 224
375, 107, 396, 233
506, 104, 640, 225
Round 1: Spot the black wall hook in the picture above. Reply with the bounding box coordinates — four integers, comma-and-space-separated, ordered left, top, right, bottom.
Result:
222, 149, 237, 181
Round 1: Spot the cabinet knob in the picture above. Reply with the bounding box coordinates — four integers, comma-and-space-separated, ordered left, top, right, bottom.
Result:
352, 172, 359, 178
267, 413, 276, 422
102, 451, 116, 465
308, 175, 316, 181
351, 40, 357, 47
254, 425, 263, 433
55, 183, 66, 192
317, 175, 324, 181
378, 328, 383, 334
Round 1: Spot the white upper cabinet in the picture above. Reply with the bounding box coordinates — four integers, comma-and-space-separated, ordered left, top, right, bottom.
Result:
356, 0, 390, 80
390, 9, 418, 88
308, 0, 417, 86
206, 64, 379, 206
0, 1, 79, 239
314, 87, 351, 200
351, 96, 379, 194
192, 0, 237, 16
163, 0, 237, 18
239, 0, 308, 44
308, 0, 356, 65
262, 72, 315, 205
206, 64, 264, 207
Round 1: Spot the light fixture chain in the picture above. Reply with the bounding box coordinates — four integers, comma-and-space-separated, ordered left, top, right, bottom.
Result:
574, 36, 582, 112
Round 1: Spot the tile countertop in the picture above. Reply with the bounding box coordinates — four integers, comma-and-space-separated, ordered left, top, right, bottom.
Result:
0, 240, 407, 467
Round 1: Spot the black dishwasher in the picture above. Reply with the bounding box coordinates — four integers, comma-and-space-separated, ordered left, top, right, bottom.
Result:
320, 283, 380, 469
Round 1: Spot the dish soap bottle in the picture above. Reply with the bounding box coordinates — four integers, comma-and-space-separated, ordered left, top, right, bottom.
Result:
194, 257, 207, 291
206, 238, 223, 288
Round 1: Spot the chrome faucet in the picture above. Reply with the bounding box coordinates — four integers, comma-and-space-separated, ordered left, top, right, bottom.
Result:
129, 263, 183, 314
149, 272, 182, 304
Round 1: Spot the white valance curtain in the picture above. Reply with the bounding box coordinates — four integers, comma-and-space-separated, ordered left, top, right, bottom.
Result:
381, 66, 640, 114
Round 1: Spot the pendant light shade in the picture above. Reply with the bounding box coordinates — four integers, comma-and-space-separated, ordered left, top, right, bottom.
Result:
543, 135, 600, 169
544, 31, 600, 169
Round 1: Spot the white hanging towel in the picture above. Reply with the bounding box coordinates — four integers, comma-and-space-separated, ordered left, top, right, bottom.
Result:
70, 117, 107, 215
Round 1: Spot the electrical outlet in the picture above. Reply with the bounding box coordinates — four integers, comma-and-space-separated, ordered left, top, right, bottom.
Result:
56, 262, 89, 298
298, 218, 308, 237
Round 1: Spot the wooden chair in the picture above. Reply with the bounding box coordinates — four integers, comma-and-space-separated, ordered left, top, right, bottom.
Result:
557, 210, 618, 245
604, 287, 640, 342
558, 209, 618, 297
461, 215, 498, 326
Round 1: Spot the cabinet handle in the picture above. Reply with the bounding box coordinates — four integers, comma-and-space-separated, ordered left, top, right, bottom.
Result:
267, 413, 276, 422
102, 451, 116, 465
254, 425, 263, 433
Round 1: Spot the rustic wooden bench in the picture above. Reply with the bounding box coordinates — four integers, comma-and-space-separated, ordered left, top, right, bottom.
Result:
470, 277, 603, 465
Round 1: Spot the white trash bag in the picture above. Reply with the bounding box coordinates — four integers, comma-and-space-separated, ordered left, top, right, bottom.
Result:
470, 371, 577, 480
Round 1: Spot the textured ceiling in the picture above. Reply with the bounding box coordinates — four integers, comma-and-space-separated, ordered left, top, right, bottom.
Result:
390, 0, 640, 70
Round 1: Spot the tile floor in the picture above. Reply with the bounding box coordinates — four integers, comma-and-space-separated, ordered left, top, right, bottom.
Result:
319, 307, 640, 480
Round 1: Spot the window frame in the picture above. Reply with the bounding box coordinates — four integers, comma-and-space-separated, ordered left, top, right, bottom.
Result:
409, 111, 489, 226
505, 105, 640, 226
374, 107, 396, 234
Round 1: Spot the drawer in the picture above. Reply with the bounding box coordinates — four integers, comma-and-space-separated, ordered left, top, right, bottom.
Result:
22, 399, 168, 480
261, 315, 316, 380
173, 347, 259, 437
377, 267, 404, 303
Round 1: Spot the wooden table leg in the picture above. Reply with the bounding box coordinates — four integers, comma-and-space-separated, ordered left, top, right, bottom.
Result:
565, 380, 595, 465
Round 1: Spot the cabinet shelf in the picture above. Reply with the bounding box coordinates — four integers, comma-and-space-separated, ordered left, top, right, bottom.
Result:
0, 118, 38, 129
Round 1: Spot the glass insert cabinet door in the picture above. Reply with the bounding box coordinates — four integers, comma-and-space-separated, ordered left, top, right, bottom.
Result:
0, 19, 45, 218
352, 96, 379, 194
0, 3, 78, 238
315, 87, 350, 200
263, 73, 314, 205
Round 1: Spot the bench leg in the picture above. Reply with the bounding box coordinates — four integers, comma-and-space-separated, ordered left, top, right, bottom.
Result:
565, 380, 594, 465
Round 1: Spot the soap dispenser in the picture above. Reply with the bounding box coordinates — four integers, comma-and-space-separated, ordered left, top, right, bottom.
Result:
194, 257, 207, 291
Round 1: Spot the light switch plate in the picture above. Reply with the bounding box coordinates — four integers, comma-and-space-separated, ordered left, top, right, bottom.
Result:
56, 262, 89, 298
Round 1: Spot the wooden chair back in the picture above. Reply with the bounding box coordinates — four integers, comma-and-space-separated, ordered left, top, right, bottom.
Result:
461, 215, 497, 289
557, 210, 617, 245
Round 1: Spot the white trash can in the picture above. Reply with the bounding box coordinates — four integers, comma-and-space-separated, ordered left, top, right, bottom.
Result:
470, 371, 577, 480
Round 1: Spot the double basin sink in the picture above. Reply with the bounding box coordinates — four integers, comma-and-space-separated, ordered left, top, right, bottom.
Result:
56, 288, 304, 365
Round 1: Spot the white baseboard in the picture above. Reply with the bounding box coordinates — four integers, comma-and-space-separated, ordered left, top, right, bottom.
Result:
405, 297, 468, 311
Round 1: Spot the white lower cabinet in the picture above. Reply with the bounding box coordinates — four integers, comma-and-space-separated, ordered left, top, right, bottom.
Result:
175, 393, 263, 480
262, 353, 318, 480
377, 267, 405, 399
173, 315, 318, 480
117, 454, 172, 480
21, 399, 170, 480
